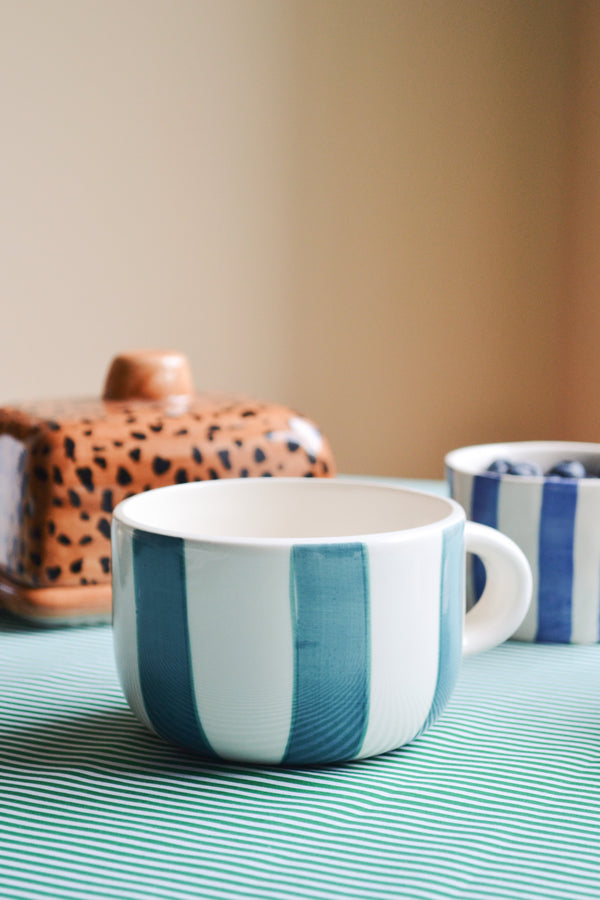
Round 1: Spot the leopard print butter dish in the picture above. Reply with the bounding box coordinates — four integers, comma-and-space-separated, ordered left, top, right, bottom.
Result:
0, 350, 336, 626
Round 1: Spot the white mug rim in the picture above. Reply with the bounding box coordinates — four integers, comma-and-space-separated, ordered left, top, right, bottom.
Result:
445, 440, 600, 482
112, 477, 465, 548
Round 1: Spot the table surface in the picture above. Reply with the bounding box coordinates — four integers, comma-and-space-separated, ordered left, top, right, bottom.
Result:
1, 480, 599, 900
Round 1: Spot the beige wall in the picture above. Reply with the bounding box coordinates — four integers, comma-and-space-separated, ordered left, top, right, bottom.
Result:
0, 1, 572, 478
563, 1, 600, 442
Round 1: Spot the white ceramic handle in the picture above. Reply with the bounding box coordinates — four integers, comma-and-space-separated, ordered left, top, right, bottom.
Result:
462, 521, 532, 656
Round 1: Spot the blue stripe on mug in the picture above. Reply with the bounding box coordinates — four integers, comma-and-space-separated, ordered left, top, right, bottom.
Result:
419, 521, 464, 735
471, 474, 500, 600
537, 481, 578, 643
283, 544, 369, 765
132, 530, 217, 758
445, 465, 453, 498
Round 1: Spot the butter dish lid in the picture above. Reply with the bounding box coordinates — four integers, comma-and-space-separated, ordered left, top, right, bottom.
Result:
0, 350, 335, 625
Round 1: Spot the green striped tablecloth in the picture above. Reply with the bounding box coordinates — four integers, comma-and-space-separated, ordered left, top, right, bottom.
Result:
1, 480, 599, 900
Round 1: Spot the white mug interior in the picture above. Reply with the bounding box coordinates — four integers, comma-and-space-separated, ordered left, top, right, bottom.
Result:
446, 441, 600, 479
113, 478, 461, 542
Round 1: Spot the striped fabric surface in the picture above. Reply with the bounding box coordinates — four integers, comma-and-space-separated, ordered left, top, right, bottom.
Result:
1, 481, 600, 900
1, 614, 599, 900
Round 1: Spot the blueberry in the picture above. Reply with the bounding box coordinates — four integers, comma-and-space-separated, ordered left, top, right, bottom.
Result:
486, 459, 512, 474
546, 459, 587, 479
507, 461, 543, 476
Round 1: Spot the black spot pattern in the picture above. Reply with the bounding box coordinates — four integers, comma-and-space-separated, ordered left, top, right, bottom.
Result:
68, 489, 81, 508
80, 535, 92, 546
192, 447, 203, 464
52, 498, 63, 508
131, 432, 146, 440
117, 467, 132, 486
47, 521, 56, 535
175, 468, 188, 484
80, 511, 90, 521
70, 559, 83, 574
101, 489, 113, 513
240, 469, 249, 477
34, 466, 48, 481
149, 423, 163, 433
207, 425, 221, 441
47, 421, 61, 431
255, 448, 266, 463
52, 466, 63, 485
209, 469, 219, 479
46, 566, 61, 581
93, 457, 107, 469
129, 448, 141, 462
100, 557, 111, 574
29, 552, 41, 566
218, 450, 232, 471
97, 518, 111, 540
175, 429, 188, 436
287, 441, 300, 452
57, 534, 71, 546
241, 410, 256, 417
76, 467, 94, 492
153, 457, 171, 476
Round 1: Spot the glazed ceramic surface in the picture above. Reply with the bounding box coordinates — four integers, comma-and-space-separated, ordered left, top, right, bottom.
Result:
446, 441, 600, 643
112, 478, 531, 765
0, 350, 335, 624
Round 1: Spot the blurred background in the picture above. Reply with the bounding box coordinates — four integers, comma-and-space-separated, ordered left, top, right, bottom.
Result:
0, 0, 596, 478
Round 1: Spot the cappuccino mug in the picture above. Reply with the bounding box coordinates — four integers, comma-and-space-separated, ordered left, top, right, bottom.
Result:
112, 478, 531, 766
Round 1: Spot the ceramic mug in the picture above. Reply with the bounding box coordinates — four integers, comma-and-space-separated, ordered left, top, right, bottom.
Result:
111, 478, 531, 766
446, 441, 600, 643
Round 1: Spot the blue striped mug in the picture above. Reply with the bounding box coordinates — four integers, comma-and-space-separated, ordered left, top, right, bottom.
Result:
111, 478, 531, 765
446, 441, 600, 643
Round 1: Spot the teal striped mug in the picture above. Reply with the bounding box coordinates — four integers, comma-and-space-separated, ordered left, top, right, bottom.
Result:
111, 478, 531, 766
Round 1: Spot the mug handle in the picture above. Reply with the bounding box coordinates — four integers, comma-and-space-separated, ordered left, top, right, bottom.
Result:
462, 521, 532, 656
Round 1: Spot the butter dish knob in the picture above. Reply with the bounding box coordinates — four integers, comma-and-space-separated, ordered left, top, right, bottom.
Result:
102, 349, 194, 402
